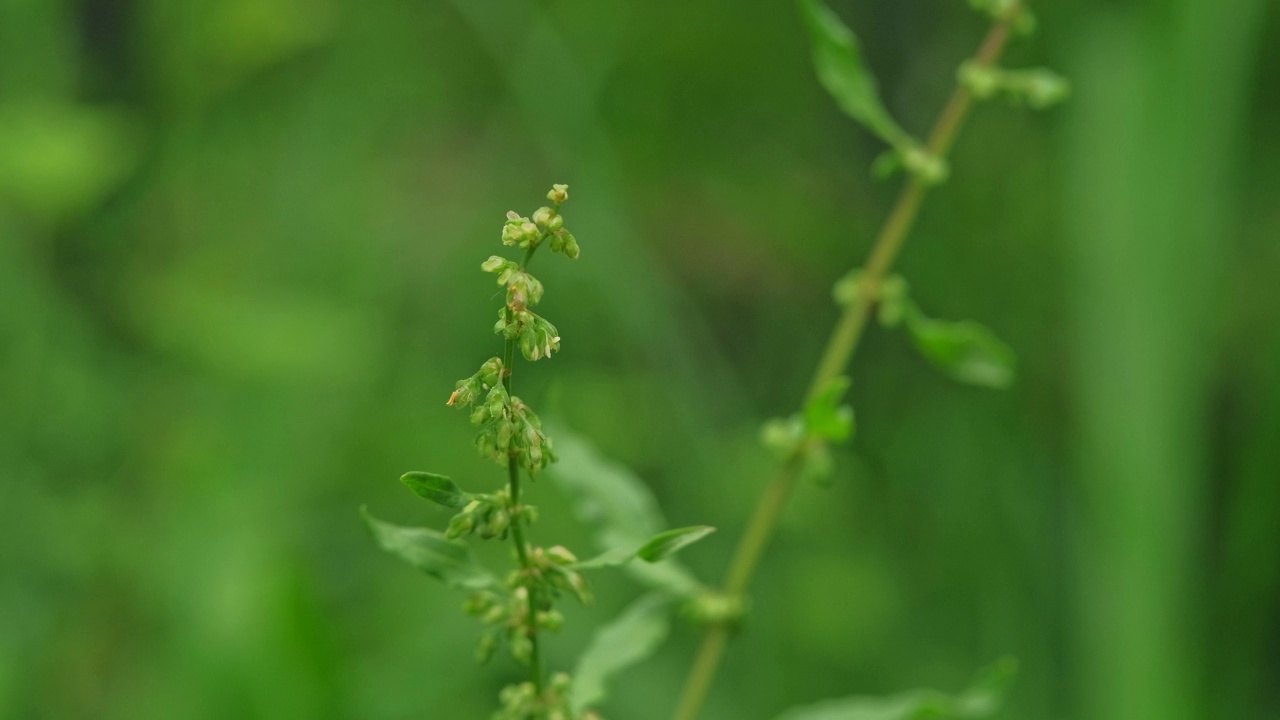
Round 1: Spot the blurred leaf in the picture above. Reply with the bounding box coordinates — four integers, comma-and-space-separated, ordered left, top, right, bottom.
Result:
361, 507, 497, 591
636, 525, 716, 562
546, 423, 705, 596
773, 657, 1017, 720
571, 594, 673, 714
574, 526, 716, 570
905, 313, 1015, 389
0, 101, 141, 219
799, 0, 911, 148
805, 376, 855, 442
400, 472, 470, 509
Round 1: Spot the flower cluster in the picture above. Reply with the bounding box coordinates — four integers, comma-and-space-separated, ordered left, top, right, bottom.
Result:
465, 586, 564, 665
445, 486, 538, 541
495, 674, 599, 720
500, 185, 580, 258
958, 61, 1070, 109
449, 372, 556, 472
497, 308, 561, 362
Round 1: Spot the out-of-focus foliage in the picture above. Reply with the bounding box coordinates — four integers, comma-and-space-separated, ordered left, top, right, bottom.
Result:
1, 1, 1278, 719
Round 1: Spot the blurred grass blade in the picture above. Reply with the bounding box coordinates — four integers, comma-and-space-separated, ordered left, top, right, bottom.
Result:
361, 507, 498, 590
799, 0, 912, 149
400, 471, 470, 509
571, 594, 674, 713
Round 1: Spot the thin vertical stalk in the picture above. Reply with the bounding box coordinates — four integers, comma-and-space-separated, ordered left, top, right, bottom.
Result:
503, 245, 545, 693
672, 6, 1022, 720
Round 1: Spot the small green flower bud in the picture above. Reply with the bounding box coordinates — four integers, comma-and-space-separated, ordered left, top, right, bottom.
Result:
546, 545, 577, 565
550, 672, 572, 695
682, 590, 749, 626
446, 511, 475, 539
537, 609, 565, 631
475, 630, 500, 664
502, 213, 541, 248
518, 504, 538, 524
958, 61, 1000, 99
463, 591, 495, 616
562, 232, 580, 259
532, 207, 564, 233
1021, 69, 1071, 109
509, 633, 533, 665
481, 603, 507, 625
547, 184, 569, 204
481, 255, 509, 273
832, 269, 863, 307
485, 509, 511, 539
902, 146, 949, 185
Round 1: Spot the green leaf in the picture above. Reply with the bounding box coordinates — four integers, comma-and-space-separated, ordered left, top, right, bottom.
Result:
799, 0, 912, 148
545, 423, 706, 596
361, 507, 498, 590
905, 314, 1016, 389
773, 657, 1017, 720
805, 376, 855, 442
573, 526, 717, 571
571, 594, 674, 714
636, 525, 716, 562
399, 471, 470, 508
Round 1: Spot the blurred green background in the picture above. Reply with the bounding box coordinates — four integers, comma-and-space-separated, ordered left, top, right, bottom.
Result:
2, 0, 1278, 718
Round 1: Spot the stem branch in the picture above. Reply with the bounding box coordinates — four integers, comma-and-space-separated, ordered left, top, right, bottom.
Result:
672, 8, 1021, 719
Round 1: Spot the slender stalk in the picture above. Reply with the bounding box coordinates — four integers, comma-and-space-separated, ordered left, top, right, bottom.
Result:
503, 245, 545, 693
672, 8, 1022, 720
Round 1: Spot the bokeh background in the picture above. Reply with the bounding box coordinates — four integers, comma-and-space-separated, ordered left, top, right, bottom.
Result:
2, 0, 1278, 718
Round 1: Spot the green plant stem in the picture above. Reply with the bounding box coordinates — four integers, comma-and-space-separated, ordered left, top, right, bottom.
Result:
671, 8, 1021, 720
503, 241, 545, 694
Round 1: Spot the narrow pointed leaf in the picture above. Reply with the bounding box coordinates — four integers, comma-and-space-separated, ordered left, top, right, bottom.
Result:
636, 525, 716, 563
571, 594, 674, 713
906, 314, 1016, 389
572, 527, 717, 571
400, 471, 470, 508
361, 507, 497, 590
799, 0, 912, 148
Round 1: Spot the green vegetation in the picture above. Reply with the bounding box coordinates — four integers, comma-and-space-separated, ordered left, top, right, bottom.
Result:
1, 1, 1276, 719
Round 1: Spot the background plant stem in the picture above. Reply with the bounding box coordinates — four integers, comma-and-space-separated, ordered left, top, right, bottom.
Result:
671, 6, 1022, 720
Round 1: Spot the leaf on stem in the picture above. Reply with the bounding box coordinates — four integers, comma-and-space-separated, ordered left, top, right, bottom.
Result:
772, 657, 1018, 720
545, 423, 707, 596
400, 471, 471, 509
573, 526, 717, 571
805, 376, 855, 442
570, 594, 674, 713
904, 312, 1016, 389
799, 0, 912, 149
361, 507, 498, 590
